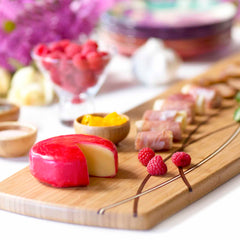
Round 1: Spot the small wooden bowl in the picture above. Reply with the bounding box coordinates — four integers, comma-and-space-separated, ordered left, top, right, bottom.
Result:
0, 99, 20, 122
74, 113, 130, 144
0, 122, 37, 158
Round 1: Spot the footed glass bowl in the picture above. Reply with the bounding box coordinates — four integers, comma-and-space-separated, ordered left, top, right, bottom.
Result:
32, 40, 111, 126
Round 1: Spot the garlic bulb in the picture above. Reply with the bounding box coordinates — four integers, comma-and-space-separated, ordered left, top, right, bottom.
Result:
0, 67, 11, 96
132, 38, 181, 86
8, 66, 54, 106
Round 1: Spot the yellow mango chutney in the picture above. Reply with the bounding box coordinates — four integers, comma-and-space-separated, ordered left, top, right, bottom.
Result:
81, 112, 127, 127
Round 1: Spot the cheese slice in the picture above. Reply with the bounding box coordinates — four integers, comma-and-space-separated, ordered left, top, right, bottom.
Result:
77, 143, 116, 177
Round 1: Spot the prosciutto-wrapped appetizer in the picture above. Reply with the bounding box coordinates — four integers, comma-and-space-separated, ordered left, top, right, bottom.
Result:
153, 99, 195, 123
168, 93, 205, 115
135, 120, 182, 141
181, 84, 222, 108
168, 93, 195, 102
135, 130, 173, 151
143, 110, 187, 130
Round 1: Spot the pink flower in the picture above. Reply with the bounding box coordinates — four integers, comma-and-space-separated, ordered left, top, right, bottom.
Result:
0, 0, 121, 71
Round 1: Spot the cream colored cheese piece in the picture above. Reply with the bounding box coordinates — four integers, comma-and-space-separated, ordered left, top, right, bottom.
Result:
135, 120, 144, 132
195, 95, 205, 115
181, 84, 205, 115
169, 131, 173, 149
175, 111, 187, 131
153, 99, 164, 110
77, 143, 116, 177
181, 84, 192, 94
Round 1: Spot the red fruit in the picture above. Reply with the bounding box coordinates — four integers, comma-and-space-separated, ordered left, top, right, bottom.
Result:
81, 46, 96, 56
60, 64, 78, 93
71, 96, 84, 104
73, 54, 89, 70
138, 147, 155, 166
41, 53, 61, 71
85, 39, 98, 49
34, 44, 49, 56
49, 67, 61, 85
81, 40, 98, 56
70, 70, 96, 94
47, 51, 64, 59
147, 155, 167, 176
171, 152, 191, 167
49, 41, 65, 52
87, 52, 103, 71
98, 51, 108, 57
65, 43, 82, 59
79, 71, 97, 88
58, 39, 71, 49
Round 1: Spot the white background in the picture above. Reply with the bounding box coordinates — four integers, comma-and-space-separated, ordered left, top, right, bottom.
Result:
0, 28, 240, 240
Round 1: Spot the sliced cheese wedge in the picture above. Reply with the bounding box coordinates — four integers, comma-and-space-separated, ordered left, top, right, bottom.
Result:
29, 134, 118, 187
78, 143, 116, 177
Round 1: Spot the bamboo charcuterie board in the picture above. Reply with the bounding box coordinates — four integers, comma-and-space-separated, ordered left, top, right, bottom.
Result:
0, 53, 240, 230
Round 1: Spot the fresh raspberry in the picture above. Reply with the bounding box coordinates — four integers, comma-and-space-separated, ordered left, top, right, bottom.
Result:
81, 40, 98, 56
71, 96, 85, 104
47, 51, 64, 59
171, 152, 191, 167
34, 44, 49, 56
49, 41, 65, 52
49, 67, 61, 85
72, 53, 89, 70
57, 39, 71, 49
86, 52, 103, 71
147, 155, 167, 176
85, 39, 98, 49
65, 43, 82, 58
81, 46, 96, 56
138, 147, 155, 166
98, 51, 108, 57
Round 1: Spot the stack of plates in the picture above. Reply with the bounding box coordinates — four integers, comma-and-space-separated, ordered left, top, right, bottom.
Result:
100, 0, 237, 58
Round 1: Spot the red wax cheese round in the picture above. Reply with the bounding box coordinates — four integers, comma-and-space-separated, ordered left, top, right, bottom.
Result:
29, 134, 118, 187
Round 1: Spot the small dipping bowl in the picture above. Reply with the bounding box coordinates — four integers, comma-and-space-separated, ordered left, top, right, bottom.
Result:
0, 122, 37, 158
74, 113, 130, 144
0, 99, 20, 122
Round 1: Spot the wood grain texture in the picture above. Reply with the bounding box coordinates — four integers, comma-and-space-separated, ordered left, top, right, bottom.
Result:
0, 53, 240, 230
0, 100, 20, 122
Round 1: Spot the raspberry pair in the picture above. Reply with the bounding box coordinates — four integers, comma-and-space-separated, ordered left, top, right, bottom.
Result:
138, 147, 166, 176
138, 148, 191, 176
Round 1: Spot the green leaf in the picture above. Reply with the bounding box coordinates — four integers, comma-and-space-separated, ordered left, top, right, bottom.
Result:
3, 20, 16, 33
234, 107, 240, 122
235, 91, 240, 103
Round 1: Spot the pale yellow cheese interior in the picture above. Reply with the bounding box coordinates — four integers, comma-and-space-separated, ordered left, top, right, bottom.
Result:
175, 111, 187, 131
77, 143, 115, 177
195, 95, 205, 115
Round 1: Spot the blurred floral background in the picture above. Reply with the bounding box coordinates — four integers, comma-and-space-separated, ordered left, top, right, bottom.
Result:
0, 0, 121, 106
0, 0, 120, 72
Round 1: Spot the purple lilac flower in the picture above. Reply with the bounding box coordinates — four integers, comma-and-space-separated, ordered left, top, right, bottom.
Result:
0, 0, 121, 71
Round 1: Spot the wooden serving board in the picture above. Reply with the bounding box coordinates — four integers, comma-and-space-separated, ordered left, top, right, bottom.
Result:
0, 53, 240, 230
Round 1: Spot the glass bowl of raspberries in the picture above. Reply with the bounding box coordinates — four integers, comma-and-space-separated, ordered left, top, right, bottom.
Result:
32, 39, 112, 126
